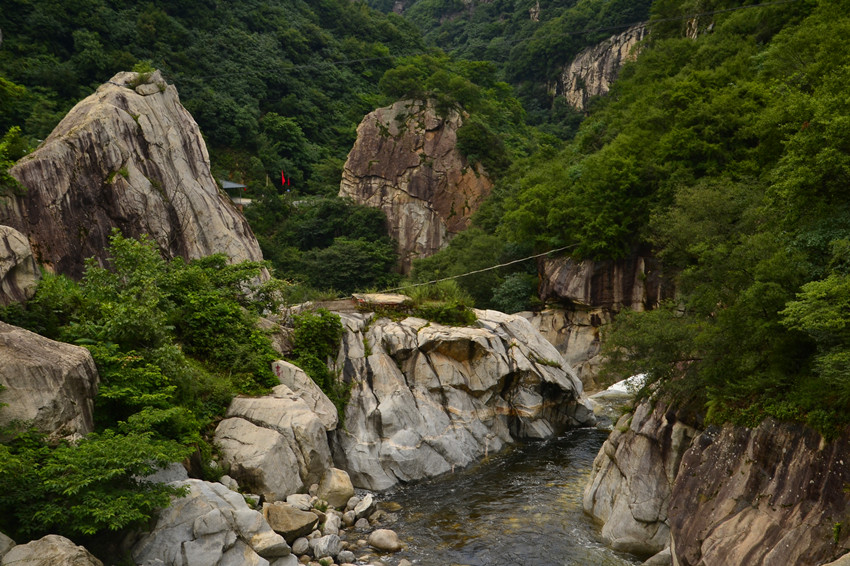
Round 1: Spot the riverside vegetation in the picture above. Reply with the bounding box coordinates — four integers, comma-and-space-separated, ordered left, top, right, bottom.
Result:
1, 0, 850, 559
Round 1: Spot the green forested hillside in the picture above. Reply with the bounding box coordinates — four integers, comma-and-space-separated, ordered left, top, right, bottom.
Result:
495, 0, 850, 435
0, 0, 849, 556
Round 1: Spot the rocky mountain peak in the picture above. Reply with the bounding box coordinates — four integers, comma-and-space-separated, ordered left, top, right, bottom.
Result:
2, 70, 263, 279
339, 99, 493, 273
556, 24, 648, 111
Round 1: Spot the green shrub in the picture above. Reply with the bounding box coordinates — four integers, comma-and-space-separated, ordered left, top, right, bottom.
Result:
0, 428, 188, 540
289, 309, 349, 420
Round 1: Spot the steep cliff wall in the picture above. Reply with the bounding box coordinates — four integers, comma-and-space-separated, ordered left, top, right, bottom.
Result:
555, 24, 647, 111
585, 399, 850, 565
339, 99, 492, 273
530, 254, 672, 388
3, 70, 262, 279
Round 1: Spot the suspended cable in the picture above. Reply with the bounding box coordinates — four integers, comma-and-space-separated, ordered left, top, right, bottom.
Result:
377, 244, 578, 294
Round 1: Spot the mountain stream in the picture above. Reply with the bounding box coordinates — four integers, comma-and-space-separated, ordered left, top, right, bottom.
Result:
380, 427, 642, 566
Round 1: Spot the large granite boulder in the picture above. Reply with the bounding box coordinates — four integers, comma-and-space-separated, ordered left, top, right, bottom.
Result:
131, 479, 290, 566
271, 360, 337, 431
331, 309, 594, 490
583, 401, 697, 559
0, 535, 101, 566
0, 226, 39, 306
3, 70, 262, 279
214, 385, 333, 501
0, 533, 13, 561
555, 23, 647, 111
0, 322, 99, 439
339, 99, 492, 273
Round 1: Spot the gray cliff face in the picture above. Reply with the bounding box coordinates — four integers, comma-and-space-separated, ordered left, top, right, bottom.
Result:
339, 99, 493, 273
330, 309, 594, 491
4, 70, 262, 279
530, 254, 672, 388
585, 399, 850, 565
555, 24, 647, 111
0, 321, 99, 439
0, 225, 39, 306
583, 401, 698, 561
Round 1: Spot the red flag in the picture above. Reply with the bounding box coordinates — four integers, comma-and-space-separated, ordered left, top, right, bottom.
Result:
281, 171, 286, 186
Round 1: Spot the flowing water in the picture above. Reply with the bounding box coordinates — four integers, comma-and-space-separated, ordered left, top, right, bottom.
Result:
381, 428, 642, 566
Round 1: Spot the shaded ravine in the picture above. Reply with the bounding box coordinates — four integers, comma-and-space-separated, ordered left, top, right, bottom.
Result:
383, 428, 641, 566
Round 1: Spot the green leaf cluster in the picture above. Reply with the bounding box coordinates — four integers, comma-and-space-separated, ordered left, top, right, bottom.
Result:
288, 309, 349, 420
0, 430, 188, 541
0, 232, 290, 543
247, 196, 401, 296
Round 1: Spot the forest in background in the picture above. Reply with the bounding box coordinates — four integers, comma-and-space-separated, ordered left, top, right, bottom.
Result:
1, 0, 850, 555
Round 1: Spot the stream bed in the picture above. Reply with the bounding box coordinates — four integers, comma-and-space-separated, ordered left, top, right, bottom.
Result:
381, 427, 642, 566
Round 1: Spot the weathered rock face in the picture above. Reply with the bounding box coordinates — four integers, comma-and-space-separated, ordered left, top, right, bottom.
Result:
339, 99, 493, 273
524, 307, 611, 387
530, 254, 671, 388
585, 398, 850, 565
0, 533, 13, 561
669, 419, 850, 566
330, 309, 594, 491
0, 322, 99, 439
214, 384, 334, 501
584, 401, 698, 560
131, 479, 291, 566
271, 360, 337, 431
0, 226, 39, 306
555, 24, 647, 111
539, 254, 667, 310
3, 70, 262, 279
0, 535, 102, 566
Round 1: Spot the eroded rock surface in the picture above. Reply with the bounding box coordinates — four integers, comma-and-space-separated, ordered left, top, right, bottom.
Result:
131, 479, 290, 566
0, 321, 99, 439
585, 398, 850, 565
4, 70, 262, 279
331, 309, 594, 490
530, 254, 671, 388
214, 385, 333, 501
0, 226, 39, 306
669, 419, 850, 566
339, 99, 492, 272
0, 535, 102, 566
584, 401, 697, 559
556, 24, 647, 111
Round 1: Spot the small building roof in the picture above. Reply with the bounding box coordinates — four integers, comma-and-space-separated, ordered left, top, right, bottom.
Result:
220, 180, 247, 190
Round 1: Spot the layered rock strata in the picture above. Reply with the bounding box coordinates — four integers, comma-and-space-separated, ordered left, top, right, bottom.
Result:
331, 309, 594, 491
339, 99, 492, 272
4, 70, 262, 279
0, 321, 99, 439
585, 398, 850, 565
531, 254, 671, 387
0, 226, 39, 306
556, 24, 648, 111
